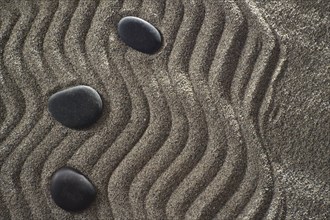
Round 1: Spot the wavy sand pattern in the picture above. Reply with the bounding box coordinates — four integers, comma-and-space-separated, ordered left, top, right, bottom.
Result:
0, 0, 287, 219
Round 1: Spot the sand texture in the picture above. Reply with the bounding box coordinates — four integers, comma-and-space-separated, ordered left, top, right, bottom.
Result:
0, 0, 329, 219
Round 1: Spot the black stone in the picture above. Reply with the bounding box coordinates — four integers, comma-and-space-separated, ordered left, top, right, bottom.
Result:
48, 85, 102, 129
118, 16, 162, 54
50, 167, 96, 212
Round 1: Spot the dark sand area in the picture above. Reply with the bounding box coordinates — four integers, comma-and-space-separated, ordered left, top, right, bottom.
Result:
0, 0, 329, 219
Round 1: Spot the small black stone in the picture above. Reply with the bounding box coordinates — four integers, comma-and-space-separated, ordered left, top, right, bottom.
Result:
48, 85, 102, 129
118, 16, 162, 54
50, 167, 96, 212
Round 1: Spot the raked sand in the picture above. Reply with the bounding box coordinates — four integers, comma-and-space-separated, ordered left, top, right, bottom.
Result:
0, 0, 329, 219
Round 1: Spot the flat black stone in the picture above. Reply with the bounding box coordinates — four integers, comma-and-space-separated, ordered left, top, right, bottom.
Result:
48, 85, 102, 129
118, 16, 162, 54
50, 167, 96, 212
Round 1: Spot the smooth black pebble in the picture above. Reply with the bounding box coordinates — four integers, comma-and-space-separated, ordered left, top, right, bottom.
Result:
50, 167, 96, 212
118, 16, 162, 54
48, 85, 102, 129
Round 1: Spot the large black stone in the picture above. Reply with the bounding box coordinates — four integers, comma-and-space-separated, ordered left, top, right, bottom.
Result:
48, 85, 103, 129
118, 16, 162, 54
50, 167, 96, 212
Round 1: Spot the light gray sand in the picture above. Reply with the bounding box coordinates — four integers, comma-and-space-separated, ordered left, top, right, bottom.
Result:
0, 0, 329, 219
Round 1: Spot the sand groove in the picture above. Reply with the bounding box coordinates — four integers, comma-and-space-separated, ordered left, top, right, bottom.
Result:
0, 2, 48, 219
0, 8, 21, 220
107, 1, 173, 218
0, 11, 23, 162
0, 0, 287, 219
128, 1, 189, 219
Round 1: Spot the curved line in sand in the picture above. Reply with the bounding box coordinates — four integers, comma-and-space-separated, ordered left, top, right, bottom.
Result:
0, 0, 287, 219
0, 3, 45, 219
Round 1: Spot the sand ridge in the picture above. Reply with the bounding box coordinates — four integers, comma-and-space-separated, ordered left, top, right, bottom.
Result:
0, 0, 313, 219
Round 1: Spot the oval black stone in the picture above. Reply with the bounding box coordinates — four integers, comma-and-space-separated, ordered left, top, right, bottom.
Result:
118, 16, 162, 54
48, 85, 102, 129
50, 167, 96, 212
